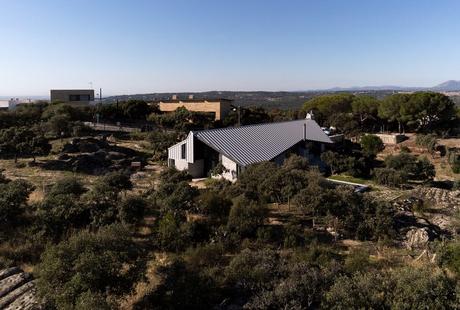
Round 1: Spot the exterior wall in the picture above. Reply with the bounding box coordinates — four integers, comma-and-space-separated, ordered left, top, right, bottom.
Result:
158, 100, 231, 120
168, 134, 202, 177
188, 159, 204, 178
375, 133, 406, 144
168, 140, 188, 170
220, 154, 238, 182
50, 89, 95, 104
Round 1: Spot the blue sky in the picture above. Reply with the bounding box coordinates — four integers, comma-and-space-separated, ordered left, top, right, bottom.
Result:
1, 0, 460, 96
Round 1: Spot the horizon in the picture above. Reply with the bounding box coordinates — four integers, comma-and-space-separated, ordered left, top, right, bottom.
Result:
2, 0, 460, 96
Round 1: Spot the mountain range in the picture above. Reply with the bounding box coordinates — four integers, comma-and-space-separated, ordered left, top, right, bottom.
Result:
321, 80, 460, 92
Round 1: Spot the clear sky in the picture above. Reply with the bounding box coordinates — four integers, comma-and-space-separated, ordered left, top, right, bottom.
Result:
1, 0, 460, 96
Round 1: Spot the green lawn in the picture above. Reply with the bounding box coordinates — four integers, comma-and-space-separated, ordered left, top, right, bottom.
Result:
328, 174, 373, 185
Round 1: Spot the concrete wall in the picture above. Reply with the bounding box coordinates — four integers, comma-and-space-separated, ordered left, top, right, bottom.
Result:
50, 89, 95, 103
375, 133, 406, 144
158, 99, 231, 120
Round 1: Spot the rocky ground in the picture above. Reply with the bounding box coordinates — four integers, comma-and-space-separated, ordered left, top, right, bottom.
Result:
0, 267, 41, 309
37, 136, 147, 175
370, 186, 460, 249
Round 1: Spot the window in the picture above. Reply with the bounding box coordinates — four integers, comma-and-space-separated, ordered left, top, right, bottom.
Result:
181, 144, 186, 159
69, 94, 91, 101
168, 158, 175, 167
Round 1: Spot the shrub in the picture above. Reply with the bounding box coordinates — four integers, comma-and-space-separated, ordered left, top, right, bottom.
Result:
196, 190, 232, 219
415, 134, 438, 152
36, 225, 140, 309
119, 196, 146, 224
0, 179, 34, 233
227, 198, 267, 237
156, 212, 189, 251
373, 168, 404, 187
360, 134, 384, 157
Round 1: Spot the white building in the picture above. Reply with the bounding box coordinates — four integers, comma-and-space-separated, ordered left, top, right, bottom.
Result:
0, 98, 34, 110
167, 119, 333, 181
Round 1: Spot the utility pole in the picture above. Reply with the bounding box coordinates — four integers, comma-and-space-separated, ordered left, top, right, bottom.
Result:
231, 104, 241, 127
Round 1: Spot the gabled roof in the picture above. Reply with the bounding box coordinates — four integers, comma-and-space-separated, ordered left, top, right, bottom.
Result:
193, 119, 332, 166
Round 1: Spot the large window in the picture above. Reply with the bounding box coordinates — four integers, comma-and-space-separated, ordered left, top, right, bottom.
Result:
69, 94, 91, 101
181, 144, 186, 159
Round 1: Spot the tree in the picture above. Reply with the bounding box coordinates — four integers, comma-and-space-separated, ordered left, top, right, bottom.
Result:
302, 94, 354, 126
36, 225, 141, 309
384, 153, 435, 182
351, 95, 379, 130
378, 93, 409, 133
402, 92, 455, 131
360, 134, 384, 158
0, 179, 34, 234
0, 126, 51, 162
321, 151, 342, 175
236, 161, 278, 202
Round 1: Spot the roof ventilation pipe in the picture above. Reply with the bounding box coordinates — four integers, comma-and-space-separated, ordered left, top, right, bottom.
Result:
303, 123, 307, 141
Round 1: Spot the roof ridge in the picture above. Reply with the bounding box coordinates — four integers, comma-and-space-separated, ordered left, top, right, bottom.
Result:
194, 118, 308, 135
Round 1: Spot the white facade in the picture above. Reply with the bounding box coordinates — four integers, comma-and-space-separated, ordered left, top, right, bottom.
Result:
167, 132, 205, 178
167, 133, 239, 181
219, 154, 238, 182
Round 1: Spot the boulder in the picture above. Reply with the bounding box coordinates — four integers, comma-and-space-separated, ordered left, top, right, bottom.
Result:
404, 227, 430, 249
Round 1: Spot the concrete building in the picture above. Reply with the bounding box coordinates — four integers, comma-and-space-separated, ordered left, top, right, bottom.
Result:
0, 98, 34, 110
152, 95, 232, 121
50, 89, 95, 105
167, 119, 333, 181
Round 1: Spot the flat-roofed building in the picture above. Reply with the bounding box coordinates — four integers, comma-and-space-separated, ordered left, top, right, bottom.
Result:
152, 95, 232, 121
50, 89, 95, 105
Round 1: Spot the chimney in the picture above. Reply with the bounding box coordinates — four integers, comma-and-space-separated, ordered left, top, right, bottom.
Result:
172, 94, 178, 100
188, 94, 194, 100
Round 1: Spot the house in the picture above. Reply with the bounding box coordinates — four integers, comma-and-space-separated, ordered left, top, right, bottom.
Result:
167, 119, 333, 181
50, 89, 95, 105
151, 95, 232, 121
0, 98, 35, 110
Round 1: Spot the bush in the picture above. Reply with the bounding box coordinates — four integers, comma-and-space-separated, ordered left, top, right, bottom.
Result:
227, 198, 267, 237
324, 267, 456, 309
119, 196, 146, 224
373, 168, 404, 187
196, 190, 232, 219
415, 134, 437, 152
135, 258, 219, 309
36, 225, 140, 309
0, 179, 34, 234
360, 134, 384, 157
156, 212, 188, 251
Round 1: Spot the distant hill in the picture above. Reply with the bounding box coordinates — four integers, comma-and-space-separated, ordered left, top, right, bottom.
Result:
104, 80, 460, 110
430, 80, 460, 91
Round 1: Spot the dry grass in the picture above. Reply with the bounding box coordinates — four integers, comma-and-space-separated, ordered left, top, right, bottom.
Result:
119, 253, 169, 310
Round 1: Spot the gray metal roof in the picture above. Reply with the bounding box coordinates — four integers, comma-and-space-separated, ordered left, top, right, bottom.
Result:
194, 119, 332, 166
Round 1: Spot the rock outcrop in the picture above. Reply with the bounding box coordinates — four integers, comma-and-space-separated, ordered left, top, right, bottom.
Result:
0, 267, 41, 309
